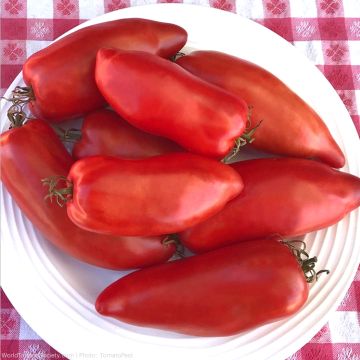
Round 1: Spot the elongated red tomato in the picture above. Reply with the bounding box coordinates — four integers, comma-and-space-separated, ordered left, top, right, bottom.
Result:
176, 50, 345, 168
72, 109, 182, 159
20, 19, 187, 122
0, 120, 175, 269
95, 49, 248, 158
61, 154, 243, 236
180, 158, 360, 253
96, 239, 308, 336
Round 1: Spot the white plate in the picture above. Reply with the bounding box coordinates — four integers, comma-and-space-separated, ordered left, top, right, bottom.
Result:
1, 4, 360, 360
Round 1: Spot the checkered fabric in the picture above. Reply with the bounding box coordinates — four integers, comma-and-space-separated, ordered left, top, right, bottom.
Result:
1, 1, 359, 359
1, 0, 360, 132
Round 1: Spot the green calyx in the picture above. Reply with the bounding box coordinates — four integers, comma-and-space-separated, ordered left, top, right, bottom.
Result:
2, 86, 34, 128
282, 240, 330, 283
42, 175, 73, 207
222, 105, 262, 164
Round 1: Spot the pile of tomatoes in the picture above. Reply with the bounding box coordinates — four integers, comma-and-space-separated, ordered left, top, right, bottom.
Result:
1, 18, 360, 337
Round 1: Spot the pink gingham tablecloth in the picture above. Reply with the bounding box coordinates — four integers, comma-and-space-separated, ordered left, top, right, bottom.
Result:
1, 1, 360, 359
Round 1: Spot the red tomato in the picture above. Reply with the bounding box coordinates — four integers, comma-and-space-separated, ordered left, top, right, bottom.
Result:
180, 158, 360, 253
55, 153, 243, 236
72, 109, 182, 159
95, 48, 248, 158
176, 50, 345, 168
96, 239, 308, 336
20, 19, 187, 122
0, 120, 176, 269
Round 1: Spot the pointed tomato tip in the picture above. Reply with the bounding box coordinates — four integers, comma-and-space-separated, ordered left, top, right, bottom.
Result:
334, 152, 346, 169
155, 23, 188, 58
322, 142, 346, 169
95, 295, 108, 315
326, 154, 345, 169
335, 158, 346, 169
95, 283, 126, 318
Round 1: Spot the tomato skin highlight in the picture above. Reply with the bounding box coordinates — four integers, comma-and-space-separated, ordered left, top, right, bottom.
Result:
23, 18, 187, 122
96, 239, 308, 336
95, 48, 248, 158
0, 120, 175, 269
176, 50, 345, 168
66, 153, 244, 236
72, 109, 182, 160
180, 157, 360, 253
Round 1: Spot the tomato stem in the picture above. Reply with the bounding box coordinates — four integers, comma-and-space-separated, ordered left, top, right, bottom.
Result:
53, 126, 82, 143
3, 86, 34, 129
42, 175, 73, 207
162, 234, 185, 259
281, 240, 330, 283
170, 51, 186, 62
222, 105, 262, 164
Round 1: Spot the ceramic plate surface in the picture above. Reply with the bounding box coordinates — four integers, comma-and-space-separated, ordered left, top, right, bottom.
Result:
1, 4, 360, 360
